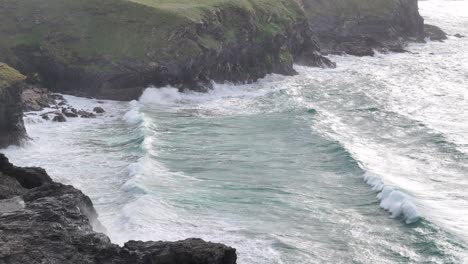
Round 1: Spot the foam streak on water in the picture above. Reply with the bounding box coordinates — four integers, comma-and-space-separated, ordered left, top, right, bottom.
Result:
2, 0, 468, 263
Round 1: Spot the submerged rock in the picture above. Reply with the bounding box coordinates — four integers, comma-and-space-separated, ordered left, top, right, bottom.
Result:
52, 113, 66, 122
78, 110, 96, 118
0, 154, 237, 264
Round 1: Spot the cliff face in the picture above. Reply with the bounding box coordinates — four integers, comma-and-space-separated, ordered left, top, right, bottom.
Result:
0, 0, 436, 100
301, 0, 425, 56
0, 154, 237, 264
0, 63, 26, 148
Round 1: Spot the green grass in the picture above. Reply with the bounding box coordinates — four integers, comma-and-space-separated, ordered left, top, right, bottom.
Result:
0, 63, 25, 89
303, 0, 398, 19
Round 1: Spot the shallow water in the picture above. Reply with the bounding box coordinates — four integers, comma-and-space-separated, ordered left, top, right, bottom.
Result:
3, 0, 468, 263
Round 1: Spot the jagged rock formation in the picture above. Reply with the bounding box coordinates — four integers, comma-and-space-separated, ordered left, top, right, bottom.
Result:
301, 0, 427, 56
0, 0, 442, 100
0, 63, 26, 148
0, 153, 237, 264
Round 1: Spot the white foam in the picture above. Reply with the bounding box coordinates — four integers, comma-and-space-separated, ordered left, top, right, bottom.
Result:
364, 172, 420, 224
123, 100, 143, 125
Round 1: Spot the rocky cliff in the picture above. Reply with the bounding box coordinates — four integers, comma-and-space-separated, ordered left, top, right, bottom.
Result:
0, 154, 237, 264
0, 0, 439, 100
0, 63, 26, 148
301, 0, 425, 56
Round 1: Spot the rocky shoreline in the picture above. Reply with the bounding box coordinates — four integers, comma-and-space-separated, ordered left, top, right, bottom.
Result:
0, 154, 237, 264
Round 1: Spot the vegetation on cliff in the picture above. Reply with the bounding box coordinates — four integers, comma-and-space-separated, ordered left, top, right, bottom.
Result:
0, 63, 25, 89
0, 63, 26, 148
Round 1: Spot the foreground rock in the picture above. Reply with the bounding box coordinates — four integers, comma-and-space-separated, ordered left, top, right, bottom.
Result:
0, 63, 26, 148
0, 154, 237, 264
0, 0, 444, 100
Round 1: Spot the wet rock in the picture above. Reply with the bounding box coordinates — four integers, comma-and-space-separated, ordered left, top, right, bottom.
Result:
424, 24, 448, 41
63, 111, 78, 118
0, 154, 237, 264
454, 33, 465, 38
41, 114, 49, 120
78, 110, 96, 118
52, 113, 66, 122
93, 106, 105, 114
62, 108, 78, 118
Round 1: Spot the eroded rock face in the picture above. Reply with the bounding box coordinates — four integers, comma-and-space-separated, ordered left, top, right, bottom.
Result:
301, 0, 431, 56
0, 154, 237, 264
0, 63, 26, 148
21, 85, 55, 112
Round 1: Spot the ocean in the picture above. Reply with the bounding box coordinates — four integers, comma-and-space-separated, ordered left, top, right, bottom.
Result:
3, 0, 468, 263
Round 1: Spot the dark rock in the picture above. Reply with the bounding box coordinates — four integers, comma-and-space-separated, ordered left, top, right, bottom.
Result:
63, 111, 78, 118
41, 114, 49, 120
0, 154, 52, 189
424, 24, 448, 41
62, 108, 78, 117
79, 110, 96, 118
52, 113, 66, 122
123, 239, 237, 264
0, 154, 237, 264
93, 106, 105, 113
454, 33, 465, 38
302, 0, 428, 56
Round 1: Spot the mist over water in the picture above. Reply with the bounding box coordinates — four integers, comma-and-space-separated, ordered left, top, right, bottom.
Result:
3, 0, 468, 263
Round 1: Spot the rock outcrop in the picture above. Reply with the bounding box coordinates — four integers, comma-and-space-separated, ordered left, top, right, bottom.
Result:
0, 153, 237, 264
301, 0, 430, 56
0, 63, 26, 148
0, 0, 444, 100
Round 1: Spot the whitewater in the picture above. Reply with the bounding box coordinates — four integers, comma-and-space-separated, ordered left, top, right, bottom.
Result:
2, 0, 468, 263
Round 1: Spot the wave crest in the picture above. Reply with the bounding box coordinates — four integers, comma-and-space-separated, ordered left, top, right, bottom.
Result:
364, 172, 420, 224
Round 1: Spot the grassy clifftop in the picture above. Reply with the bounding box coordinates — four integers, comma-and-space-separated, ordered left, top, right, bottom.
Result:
0, 0, 302, 65
0, 63, 25, 89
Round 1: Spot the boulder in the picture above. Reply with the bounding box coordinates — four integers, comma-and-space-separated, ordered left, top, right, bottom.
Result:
62, 108, 78, 117
78, 110, 96, 118
93, 106, 105, 114
52, 113, 66, 122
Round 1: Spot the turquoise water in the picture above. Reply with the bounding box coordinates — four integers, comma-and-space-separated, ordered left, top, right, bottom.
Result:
3, 0, 468, 263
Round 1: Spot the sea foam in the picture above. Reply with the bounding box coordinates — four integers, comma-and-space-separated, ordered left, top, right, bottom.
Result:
364, 172, 420, 224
